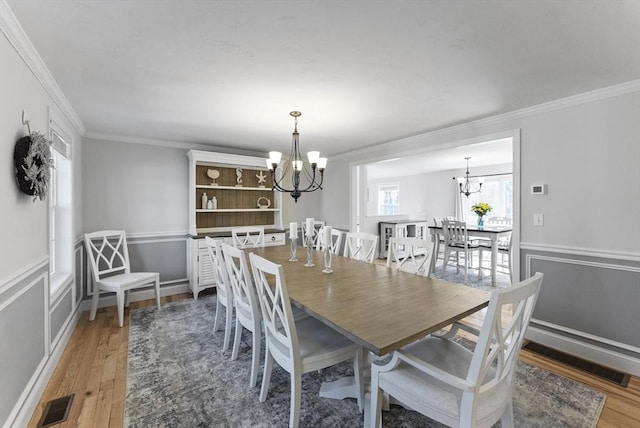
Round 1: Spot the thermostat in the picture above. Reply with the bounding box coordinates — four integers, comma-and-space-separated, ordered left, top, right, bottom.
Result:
531, 184, 547, 195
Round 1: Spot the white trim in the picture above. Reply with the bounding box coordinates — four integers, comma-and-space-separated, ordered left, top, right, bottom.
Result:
49, 273, 73, 307
127, 237, 187, 245
526, 326, 640, 376
84, 132, 266, 157
49, 286, 74, 351
125, 231, 188, 239
85, 281, 190, 306
334, 80, 640, 159
0, 256, 48, 294
7, 305, 83, 428
0, 272, 49, 428
531, 318, 640, 354
525, 254, 640, 275
521, 242, 640, 262
0, 0, 86, 135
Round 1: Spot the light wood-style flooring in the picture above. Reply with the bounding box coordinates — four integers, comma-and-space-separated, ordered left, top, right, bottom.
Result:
28, 292, 640, 427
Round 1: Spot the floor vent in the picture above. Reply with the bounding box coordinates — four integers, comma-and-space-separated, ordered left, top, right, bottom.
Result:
37, 394, 74, 427
523, 341, 630, 387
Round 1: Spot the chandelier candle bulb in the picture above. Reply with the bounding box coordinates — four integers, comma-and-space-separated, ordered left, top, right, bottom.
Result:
317, 157, 327, 169
307, 151, 320, 165
289, 222, 298, 239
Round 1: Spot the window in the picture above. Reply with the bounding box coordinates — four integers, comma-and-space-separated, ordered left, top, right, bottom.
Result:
49, 119, 73, 296
462, 174, 512, 223
378, 183, 399, 215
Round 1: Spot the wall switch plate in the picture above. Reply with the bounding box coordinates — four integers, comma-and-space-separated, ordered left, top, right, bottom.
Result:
533, 213, 544, 226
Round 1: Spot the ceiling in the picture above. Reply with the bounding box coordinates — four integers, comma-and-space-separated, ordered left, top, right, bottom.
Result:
6, 1, 640, 156
366, 137, 513, 180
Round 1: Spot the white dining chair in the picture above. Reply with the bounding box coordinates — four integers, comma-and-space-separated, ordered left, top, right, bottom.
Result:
205, 237, 234, 350
301, 220, 325, 247
386, 236, 433, 276
343, 232, 379, 263
84, 230, 160, 327
221, 243, 262, 387
315, 226, 344, 255
370, 272, 544, 428
249, 253, 364, 428
480, 231, 513, 283
441, 220, 485, 281
231, 226, 265, 248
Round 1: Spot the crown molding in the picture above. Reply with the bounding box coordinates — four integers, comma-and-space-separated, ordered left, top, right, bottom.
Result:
83, 131, 267, 157
334, 79, 640, 160
1, 0, 86, 135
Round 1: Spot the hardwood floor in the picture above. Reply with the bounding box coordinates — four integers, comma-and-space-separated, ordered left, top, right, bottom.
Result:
28, 293, 640, 427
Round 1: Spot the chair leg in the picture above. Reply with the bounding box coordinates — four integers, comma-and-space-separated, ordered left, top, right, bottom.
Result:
223, 303, 233, 350
89, 286, 100, 321
250, 327, 261, 388
478, 250, 484, 280
213, 299, 222, 332
500, 399, 515, 428
155, 275, 161, 309
354, 347, 364, 413
441, 248, 450, 278
370, 372, 383, 428
259, 350, 274, 402
116, 290, 125, 328
231, 318, 242, 361
290, 371, 302, 428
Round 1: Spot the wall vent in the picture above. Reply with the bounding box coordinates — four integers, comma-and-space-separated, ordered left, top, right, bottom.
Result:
37, 394, 74, 427
523, 341, 630, 387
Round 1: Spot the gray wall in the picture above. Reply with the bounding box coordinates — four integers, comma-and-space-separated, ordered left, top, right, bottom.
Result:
322, 87, 640, 372
1, 20, 84, 427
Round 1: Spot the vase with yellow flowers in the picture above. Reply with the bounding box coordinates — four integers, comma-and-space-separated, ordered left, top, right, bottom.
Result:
470, 202, 492, 228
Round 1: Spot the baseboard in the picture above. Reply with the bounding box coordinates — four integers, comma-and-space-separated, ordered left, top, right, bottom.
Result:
84, 281, 191, 311
8, 305, 82, 428
526, 326, 640, 376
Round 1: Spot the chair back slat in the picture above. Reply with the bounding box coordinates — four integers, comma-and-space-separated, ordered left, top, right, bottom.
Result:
84, 230, 130, 281
386, 236, 432, 276
205, 237, 232, 303
343, 232, 378, 263
231, 227, 265, 248
467, 273, 544, 399
249, 253, 298, 368
315, 227, 343, 255
222, 243, 259, 325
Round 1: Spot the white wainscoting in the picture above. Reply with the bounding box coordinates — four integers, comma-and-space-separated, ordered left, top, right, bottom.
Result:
524, 250, 640, 376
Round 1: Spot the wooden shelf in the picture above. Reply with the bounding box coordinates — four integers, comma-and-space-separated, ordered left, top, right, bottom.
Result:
196, 208, 280, 213
196, 185, 272, 191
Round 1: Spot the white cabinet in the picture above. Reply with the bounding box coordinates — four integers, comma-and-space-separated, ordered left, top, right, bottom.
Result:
378, 220, 429, 258
187, 150, 285, 299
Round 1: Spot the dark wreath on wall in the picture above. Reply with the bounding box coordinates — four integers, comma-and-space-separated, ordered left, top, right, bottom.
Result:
14, 113, 52, 202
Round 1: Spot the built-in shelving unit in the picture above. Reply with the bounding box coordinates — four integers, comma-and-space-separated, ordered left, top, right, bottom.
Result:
187, 150, 285, 298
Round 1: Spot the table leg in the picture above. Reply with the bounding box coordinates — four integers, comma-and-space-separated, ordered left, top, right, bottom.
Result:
429, 232, 439, 275
491, 238, 498, 286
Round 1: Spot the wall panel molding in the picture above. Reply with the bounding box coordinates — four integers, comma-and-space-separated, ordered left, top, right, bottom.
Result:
521, 242, 640, 262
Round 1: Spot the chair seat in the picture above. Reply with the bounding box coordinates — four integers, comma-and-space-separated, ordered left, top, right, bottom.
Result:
379, 337, 509, 424
96, 272, 158, 291
296, 316, 358, 370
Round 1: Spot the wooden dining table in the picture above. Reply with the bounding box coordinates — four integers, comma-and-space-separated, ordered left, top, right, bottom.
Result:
248, 244, 490, 417
428, 224, 513, 286
249, 245, 490, 357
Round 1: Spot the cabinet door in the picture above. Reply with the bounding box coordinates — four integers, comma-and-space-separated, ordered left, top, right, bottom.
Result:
198, 248, 216, 286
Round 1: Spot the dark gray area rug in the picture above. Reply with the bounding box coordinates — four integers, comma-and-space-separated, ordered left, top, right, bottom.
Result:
126, 296, 606, 428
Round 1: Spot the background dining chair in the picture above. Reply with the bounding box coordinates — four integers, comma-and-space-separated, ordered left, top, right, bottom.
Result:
84, 230, 160, 327
301, 220, 325, 248
343, 232, 379, 263
370, 272, 544, 428
479, 232, 513, 283
249, 253, 364, 428
222, 243, 262, 388
386, 236, 432, 276
205, 237, 234, 350
315, 226, 344, 255
431, 216, 456, 271
231, 226, 265, 248
441, 219, 484, 281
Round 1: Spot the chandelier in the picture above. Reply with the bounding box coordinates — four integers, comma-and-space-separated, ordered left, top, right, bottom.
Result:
458, 157, 484, 198
266, 111, 327, 203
